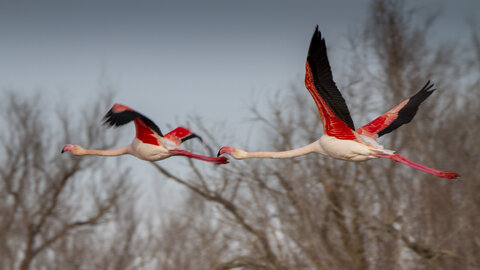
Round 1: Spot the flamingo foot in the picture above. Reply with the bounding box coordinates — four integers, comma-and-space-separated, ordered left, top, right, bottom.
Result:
169, 149, 229, 165
436, 171, 460, 179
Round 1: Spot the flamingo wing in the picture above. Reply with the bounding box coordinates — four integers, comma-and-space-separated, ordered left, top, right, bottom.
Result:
304, 26, 356, 140
356, 81, 435, 138
165, 127, 214, 156
103, 104, 163, 146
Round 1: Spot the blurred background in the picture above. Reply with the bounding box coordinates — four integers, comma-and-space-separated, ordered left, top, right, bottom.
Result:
1, 0, 479, 269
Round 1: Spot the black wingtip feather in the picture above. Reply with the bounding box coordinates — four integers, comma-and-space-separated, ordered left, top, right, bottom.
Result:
103, 108, 133, 127
102, 106, 163, 136
308, 26, 326, 59
377, 81, 436, 137
419, 80, 436, 94
408, 80, 436, 106
181, 133, 215, 157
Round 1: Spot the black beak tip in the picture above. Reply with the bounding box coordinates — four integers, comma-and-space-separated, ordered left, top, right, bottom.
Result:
61, 149, 65, 154
217, 151, 221, 157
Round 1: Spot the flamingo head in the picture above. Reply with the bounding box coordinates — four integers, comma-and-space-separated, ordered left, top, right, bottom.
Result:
217, 146, 247, 160
61, 144, 85, 156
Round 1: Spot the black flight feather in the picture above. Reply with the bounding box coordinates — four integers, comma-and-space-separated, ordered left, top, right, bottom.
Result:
377, 81, 436, 137
307, 26, 355, 130
103, 108, 164, 137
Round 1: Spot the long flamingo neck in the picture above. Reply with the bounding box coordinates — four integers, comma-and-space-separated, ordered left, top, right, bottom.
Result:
82, 146, 130, 157
373, 153, 459, 179
244, 141, 323, 159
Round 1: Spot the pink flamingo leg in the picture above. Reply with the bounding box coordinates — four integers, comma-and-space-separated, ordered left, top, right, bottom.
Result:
373, 154, 459, 179
169, 150, 229, 165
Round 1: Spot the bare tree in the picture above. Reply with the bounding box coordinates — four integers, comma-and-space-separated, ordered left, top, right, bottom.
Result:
0, 92, 143, 270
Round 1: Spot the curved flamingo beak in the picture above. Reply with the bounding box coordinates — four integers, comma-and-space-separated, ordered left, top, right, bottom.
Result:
61, 144, 74, 154
217, 146, 234, 157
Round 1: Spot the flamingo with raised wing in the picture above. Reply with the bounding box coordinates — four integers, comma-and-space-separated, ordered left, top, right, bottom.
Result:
62, 103, 228, 164
218, 26, 459, 179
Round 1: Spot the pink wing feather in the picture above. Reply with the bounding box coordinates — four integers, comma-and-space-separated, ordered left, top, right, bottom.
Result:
165, 126, 214, 156
305, 63, 357, 140
357, 81, 436, 139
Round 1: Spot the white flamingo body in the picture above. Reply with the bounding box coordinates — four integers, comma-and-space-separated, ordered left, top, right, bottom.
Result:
319, 135, 381, 161
129, 138, 172, 161
218, 26, 459, 179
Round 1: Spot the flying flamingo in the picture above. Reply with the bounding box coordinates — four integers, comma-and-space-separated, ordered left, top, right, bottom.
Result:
218, 26, 459, 179
62, 103, 228, 164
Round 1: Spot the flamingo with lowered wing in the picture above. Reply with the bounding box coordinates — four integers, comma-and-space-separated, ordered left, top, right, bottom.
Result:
218, 26, 459, 179
62, 103, 228, 165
